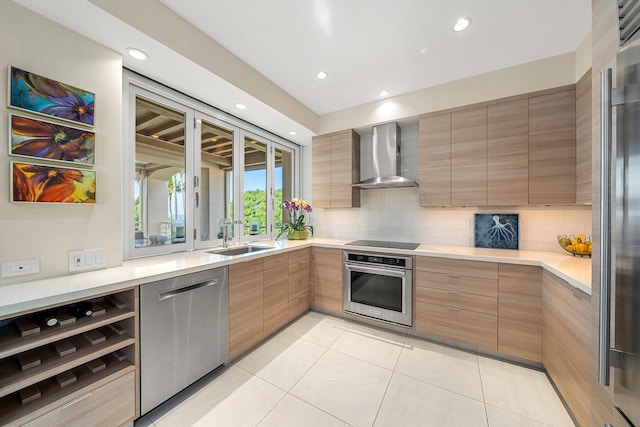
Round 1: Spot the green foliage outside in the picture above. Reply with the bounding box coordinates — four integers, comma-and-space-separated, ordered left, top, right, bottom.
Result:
242, 188, 283, 229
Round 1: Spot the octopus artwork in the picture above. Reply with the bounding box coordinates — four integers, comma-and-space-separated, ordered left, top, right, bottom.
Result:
474, 214, 519, 250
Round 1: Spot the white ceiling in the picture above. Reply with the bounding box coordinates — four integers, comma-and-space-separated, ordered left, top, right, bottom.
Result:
11, 0, 591, 145
159, 0, 591, 115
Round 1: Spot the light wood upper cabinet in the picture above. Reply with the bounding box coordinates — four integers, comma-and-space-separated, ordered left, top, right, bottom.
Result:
451, 107, 488, 206
312, 130, 360, 208
528, 89, 576, 205
419, 85, 581, 207
576, 69, 592, 205
419, 114, 451, 206
311, 135, 331, 208
487, 99, 529, 205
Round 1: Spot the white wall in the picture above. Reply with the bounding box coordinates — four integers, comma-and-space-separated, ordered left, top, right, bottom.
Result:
318, 52, 578, 135
575, 33, 593, 81
312, 190, 592, 253
0, 2, 123, 285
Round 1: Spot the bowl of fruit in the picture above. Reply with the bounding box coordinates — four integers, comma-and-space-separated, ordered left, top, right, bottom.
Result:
557, 234, 592, 257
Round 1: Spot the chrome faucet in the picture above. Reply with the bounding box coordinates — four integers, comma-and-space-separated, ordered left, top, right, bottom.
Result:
222, 219, 233, 248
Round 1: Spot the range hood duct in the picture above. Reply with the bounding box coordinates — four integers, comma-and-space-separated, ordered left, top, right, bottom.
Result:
352, 122, 418, 189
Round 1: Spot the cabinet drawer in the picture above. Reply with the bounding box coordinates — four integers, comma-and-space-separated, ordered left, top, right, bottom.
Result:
416, 301, 497, 352
416, 257, 498, 280
416, 286, 497, 315
416, 270, 498, 298
23, 371, 135, 427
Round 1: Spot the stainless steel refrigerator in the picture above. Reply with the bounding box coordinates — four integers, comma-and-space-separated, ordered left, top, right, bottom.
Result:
600, 2, 640, 425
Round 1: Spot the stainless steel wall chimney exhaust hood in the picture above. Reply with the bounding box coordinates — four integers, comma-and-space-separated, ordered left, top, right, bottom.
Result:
352, 122, 418, 189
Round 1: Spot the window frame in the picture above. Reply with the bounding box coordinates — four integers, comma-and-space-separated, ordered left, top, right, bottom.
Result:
123, 71, 301, 259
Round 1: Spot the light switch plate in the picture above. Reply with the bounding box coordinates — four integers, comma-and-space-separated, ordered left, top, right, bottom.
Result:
69, 248, 107, 272
1, 259, 40, 278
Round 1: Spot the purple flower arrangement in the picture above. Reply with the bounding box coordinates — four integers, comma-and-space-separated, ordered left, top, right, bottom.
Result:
277, 198, 314, 239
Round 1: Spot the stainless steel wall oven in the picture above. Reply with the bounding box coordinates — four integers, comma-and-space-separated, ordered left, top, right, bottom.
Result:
343, 251, 413, 327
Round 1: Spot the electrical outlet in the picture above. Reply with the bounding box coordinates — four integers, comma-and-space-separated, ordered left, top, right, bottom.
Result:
1, 259, 39, 278
69, 249, 107, 272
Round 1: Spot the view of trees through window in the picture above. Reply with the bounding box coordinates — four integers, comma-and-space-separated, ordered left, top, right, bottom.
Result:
128, 76, 296, 257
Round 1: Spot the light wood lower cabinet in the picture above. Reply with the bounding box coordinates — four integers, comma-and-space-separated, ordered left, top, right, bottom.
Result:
229, 258, 264, 359
497, 264, 542, 362
229, 248, 313, 360
289, 248, 311, 320
415, 257, 498, 352
23, 371, 135, 427
416, 301, 498, 351
263, 253, 290, 337
542, 270, 591, 427
311, 247, 343, 314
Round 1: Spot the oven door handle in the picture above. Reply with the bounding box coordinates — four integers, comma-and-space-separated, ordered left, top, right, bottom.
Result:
344, 263, 408, 277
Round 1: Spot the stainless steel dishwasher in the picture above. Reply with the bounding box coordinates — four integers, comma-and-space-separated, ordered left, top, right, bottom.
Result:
140, 266, 229, 415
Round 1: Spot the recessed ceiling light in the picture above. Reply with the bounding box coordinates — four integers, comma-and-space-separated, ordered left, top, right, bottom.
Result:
126, 47, 148, 61
453, 17, 472, 32
235, 103, 247, 110
151, 134, 159, 139
379, 89, 390, 97
420, 47, 428, 54
289, 131, 297, 135
316, 71, 328, 80
210, 138, 218, 142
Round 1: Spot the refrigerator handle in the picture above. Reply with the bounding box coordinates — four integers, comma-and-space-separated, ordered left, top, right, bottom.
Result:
599, 68, 613, 386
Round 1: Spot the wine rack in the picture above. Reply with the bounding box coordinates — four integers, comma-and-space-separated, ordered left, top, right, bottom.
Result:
0, 289, 137, 427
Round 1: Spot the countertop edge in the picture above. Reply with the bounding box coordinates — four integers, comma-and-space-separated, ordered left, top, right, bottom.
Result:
0, 239, 591, 318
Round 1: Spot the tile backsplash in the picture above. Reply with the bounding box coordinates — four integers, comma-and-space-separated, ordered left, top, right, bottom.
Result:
311, 187, 592, 253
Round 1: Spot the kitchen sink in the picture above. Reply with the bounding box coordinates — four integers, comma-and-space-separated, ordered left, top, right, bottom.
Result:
207, 246, 271, 256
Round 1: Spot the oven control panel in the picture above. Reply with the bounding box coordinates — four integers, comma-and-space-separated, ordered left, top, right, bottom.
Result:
345, 252, 411, 268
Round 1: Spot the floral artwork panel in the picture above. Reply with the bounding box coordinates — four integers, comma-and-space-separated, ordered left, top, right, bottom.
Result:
474, 213, 519, 250
9, 114, 95, 165
8, 66, 95, 126
12, 162, 96, 204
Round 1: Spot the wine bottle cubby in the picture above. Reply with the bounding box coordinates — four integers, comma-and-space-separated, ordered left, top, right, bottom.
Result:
0, 288, 137, 427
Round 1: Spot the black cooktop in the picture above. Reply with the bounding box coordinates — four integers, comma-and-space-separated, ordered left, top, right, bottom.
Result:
345, 240, 420, 250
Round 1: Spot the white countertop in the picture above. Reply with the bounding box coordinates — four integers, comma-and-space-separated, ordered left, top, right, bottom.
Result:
0, 238, 592, 318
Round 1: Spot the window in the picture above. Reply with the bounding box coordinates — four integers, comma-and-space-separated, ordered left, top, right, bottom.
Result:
124, 72, 299, 259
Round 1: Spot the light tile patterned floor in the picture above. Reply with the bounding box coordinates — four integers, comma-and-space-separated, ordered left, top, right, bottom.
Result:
136, 312, 575, 427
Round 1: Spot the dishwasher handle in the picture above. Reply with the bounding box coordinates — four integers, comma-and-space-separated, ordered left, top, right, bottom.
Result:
158, 277, 221, 301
